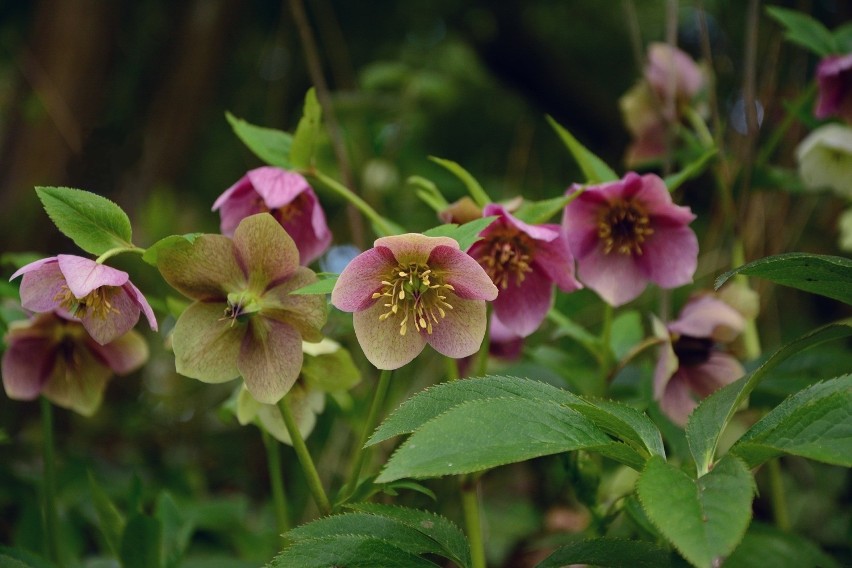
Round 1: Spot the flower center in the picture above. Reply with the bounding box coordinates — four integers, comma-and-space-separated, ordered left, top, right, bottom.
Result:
222, 292, 262, 327
597, 199, 654, 255
476, 228, 534, 290
372, 262, 454, 336
54, 285, 119, 320
672, 334, 714, 367
258, 193, 309, 224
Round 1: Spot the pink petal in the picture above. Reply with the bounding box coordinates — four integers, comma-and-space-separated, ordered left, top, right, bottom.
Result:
634, 174, 696, 225
58, 255, 128, 298
482, 204, 558, 242
17, 260, 66, 313
248, 167, 312, 209
352, 300, 426, 370
213, 176, 265, 236
682, 351, 744, 398
374, 233, 458, 265
124, 281, 158, 331
1, 321, 57, 400
668, 295, 745, 342
233, 213, 300, 292
279, 188, 332, 266
427, 294, 487, 359
238, 318, 303, 404
262, 267, 328, 342
331, 246, 395, 312
10, 256, 59, 280
575, 244, 649, 306
651, 316, 678, 400
87, 329, 149, 374
429, 245, 498, 301
815, 54, 852, 119
492, 269, 553, 337
659, 372, 697, 427
562, 191, 607, 259
531, 231, 581, 293
636, 224, 698, 290
79, 288, 141, 345
645, 42, 704, 100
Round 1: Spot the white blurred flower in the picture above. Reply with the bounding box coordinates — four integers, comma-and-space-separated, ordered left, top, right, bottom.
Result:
839, 207, 852, 252
796, 123, 852, 199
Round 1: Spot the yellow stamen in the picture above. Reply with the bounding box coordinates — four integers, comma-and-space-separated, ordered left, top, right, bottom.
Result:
375, 261, 455, 336
597, 198, 654, 256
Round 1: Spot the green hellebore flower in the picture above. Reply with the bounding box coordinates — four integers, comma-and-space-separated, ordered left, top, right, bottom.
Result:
157, 213, 327, 404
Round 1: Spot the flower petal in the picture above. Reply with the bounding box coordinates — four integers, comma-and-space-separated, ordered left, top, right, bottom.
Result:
58, 255, 129, 298
482, 203, 559, 242
374, 233, 458, 265
279, 188, 332, 266
124, 281, 158, 331
576, 245, 649, 306
171, 302, 244, 383
427, 294, 487, 359
668, 295, 745, 342
635, 174, 696, 225
682, 351, 744, 398
1, 318, 58, 400
428, 245, 498, 301
262, 267, 327, 342
659, 372, 697, 427
651, 315, 678, 400
248, 167, 311, 209
531, 230, 581, 292
87, 329, 149, 375
331, 246, 396, 311
492, 269, 553, 337
238, 317, 303, 404
17, 259, 66, 313
637, 224, 698, 290
233, 213, 300, 292
353, 299, 426, 369
157, 234, 245, 300
251, 383, 323, 445
79, 287, 141, 345
213, 176, 265, 236
42, 347, 113, 416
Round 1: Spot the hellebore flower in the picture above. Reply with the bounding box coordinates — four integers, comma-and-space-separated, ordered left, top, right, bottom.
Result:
157, 213, 327, 404
468, 203, 581, 337
11, 255, 158, 345
796, 123, 852, 199
331, 233, 498, 370
653, 294, 746, 427
212, 166, 332, 265
233, 338, 360, 445
562, 172, 698, 307
814, 53, 852, 123
645, 43, 705, 107
2, 312, 148, 416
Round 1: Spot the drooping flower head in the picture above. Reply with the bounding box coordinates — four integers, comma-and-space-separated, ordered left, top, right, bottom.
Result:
11, 255, 158, 345
645, 43, 705, 108
156, 213, 327, 403
653, 294, 746, 426
562, 172, 698, 307
331, 233, 498, 370
212, 167, 332, 265
814, 53, 852, 124
796, 123, 852, 199
468, 204, 581, 337
2, 312, 148, 416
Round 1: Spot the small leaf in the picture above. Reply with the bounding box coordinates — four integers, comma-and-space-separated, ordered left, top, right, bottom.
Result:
269, 535, 437, 568
408, 175, 449, 213
142, 234, 202, 266
546, 115, 618, 183
88, 471, 125, 555
289, 88, 322, 170
512, 195, 572, 224
637, 455, 754, 568
422, 216, 496, 250
766, 6, 837, 56
290, 275, 338, 295
715, 252, 852, 305
428, 157, 492, 207
537, 538, 677, 568
36, 187, 134, 256
302, 346, 361, 392
225, 112, 292, 168
663, 148, 718, 192
120, 513, 163, 568
156, 492, 194, 568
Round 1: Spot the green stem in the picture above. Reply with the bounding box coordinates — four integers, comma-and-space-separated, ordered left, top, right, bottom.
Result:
445, 356, 460, 382
40, 397, 60, 565
474, 306, 492, 377
95, 245, 146, 264
277, 397, 331, 516
767, 458, 791, 531
342, 369, 392, 500
755, 81, 817, 168
310, 168, 397, 236
461, 474, 486, 568
262, 429, 290, 535
732, 241, 762, 360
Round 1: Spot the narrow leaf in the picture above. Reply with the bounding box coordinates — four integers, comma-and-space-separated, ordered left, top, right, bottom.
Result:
289, 88, 322, 170
715, 252, 852, 305
663, 148, 718, 192
428, 157, 492, 207
637, 455, 754, 568
36, 187, 134, 255
422, 216, 496, 250
546, 115, 618, 183
156, 492, 194, 568
88, 471, 126, 555
513, 195, 572, 224
766, 6, 837, 56
269, 535, 438, 568
120, 514, 163, 568
225, 112, 292, 168
537, 538, 677, 568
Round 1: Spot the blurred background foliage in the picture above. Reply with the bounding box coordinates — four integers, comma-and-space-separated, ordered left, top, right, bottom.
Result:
1, 1, 851, 566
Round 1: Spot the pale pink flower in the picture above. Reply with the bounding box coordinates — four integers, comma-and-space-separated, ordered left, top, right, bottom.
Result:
814, 53, 852, 124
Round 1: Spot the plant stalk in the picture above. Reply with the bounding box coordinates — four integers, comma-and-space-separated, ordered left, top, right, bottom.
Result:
342, 368, 392, 500
310, 168, 396, 236
278, 397, 331, 515
262, 429, 290, 535
461, 474, 486, 568
40, 397, 61, 565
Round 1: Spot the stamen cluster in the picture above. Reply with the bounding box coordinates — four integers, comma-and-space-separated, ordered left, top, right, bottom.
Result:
372, 262, 454, 336
477, 230, 534, 289
54, 285, 119, 320
597, 199, 654, 256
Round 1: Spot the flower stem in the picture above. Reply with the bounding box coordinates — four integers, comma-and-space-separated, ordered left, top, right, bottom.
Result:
767, 458, 791, 531
342, 369, 392, 500
310, 168, 398, 237
474, 306, 492, 377
261, 429, 290, 536
40, 397, 60, 565
460, 474, 486, 568
95, 245, 146, 264
277, 397, 331, 516
445, 356, 460, 382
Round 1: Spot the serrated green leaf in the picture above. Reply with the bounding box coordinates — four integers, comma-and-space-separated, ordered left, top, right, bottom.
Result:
88, 471, 125, 556
546, 115, 618, 183
766, 6, 837, 56
637, 455, 753, 568
376, 397, 610, 482
120, 514, 163, 568
724, 522, 840, 568
0, 545, 57, 568
270, 535, 438, 568
715, 252, 852, 305
663, 148, 717, 192
289, 88, 322, 170
225, 112, 292, 168
428, 157, 492, 207
731, 374, 852, 468
537, 538, 678, 568
36, 186, 134, 256
687, 320, 852, 476
142, 233, 202, 266
569, 400, 665, 459
422, 216, 496, 250
290, 275, 338, 295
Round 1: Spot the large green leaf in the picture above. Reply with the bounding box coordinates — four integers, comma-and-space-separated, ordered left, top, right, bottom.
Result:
269, 535, 438, 568
536, 538, 678, 568
225, 112, 292, 168
724, 522, 840, 568
376, 397, 611, 482
36, 186, 134, 256
766, 6, 837, 56
637, 455, 753, 568
120, 513, 163, 568
428, 157, 492, 207
289, 88, 322, 170
546, 115, 618, 183
88, 471, 125, 555
731, 374, 852, 468
422, 216, 496, 251
686, 320, 852, 476
715, 252, 852, 305
569, 400, 665, 459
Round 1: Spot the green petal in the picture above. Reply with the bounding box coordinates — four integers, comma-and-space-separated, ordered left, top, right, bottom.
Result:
157, 234, 245, 300
233, 213, 300, 294
302, 347, 361, 392
262, 267, 327, 342
43, 348, 112, 417
242, 383, 324, 445
172, 302, 244, 383
353, 300, 427, 370
238, 317, 303, 404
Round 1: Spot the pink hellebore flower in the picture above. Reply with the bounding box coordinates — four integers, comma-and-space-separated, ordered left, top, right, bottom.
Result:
11, 255, 158, 345
212, 167, 332, 265
156, 213, 327, 404
653, 295, 746, 427
331, 233, 498, 370
468, 204, 581, 337
2, 312, 148, 416
562, 172, 698, 307
815, 53, 852, 124
645, 43, 705, 107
